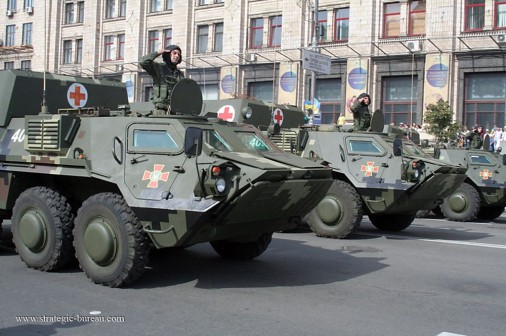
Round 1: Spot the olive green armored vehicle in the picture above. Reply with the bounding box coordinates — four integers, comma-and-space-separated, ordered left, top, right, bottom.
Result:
203, 100, 468, 238
0, 70, 332, 287
432, 147, 506, 221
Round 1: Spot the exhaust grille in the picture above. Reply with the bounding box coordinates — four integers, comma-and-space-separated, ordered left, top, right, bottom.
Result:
26, 118, 60, 150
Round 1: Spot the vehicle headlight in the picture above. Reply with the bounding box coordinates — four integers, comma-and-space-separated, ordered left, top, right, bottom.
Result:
216, 178, 226, 193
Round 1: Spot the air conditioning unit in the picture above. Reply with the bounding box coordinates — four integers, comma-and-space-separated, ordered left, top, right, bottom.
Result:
26, 6, 33, 14
246, 53, 257, 62
6, 9, 13, 17
495, 34, 506, 44
406, 40, 422, 52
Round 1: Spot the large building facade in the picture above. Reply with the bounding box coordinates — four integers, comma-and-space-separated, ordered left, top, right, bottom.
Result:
1, 0, 506, 129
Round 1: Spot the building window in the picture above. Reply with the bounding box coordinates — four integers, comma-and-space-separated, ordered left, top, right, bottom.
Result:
118, 34, 125, 60
7, 0, 16, 11
65, 3, 74, 24
104, 35, 114, 61
269, 15, 282, 47
408, 1, 426, 36
316, 79, 342, 124
21, 60, 31, 70
119, 0, 126, 17
150, 0, 161, 13
166, 0, 174, 10
163, 29, 172, 48
22, 23, 32, 46
464, 73, 506, 129
24, 0, 33, 9
197, 25, 209, 53
4, 62, 15, 70
334, 7, 349, 42
77, 1, 85, 23
465, 0, 485, 31
6, 25, 16, 47
248, 81, 276, 102
250, 18, 264, 49
105, 0, 116, 19
214, 23, 223, 52
199, 84, 219, 100
76, 39, 83, 64
383, 2, 401, 38
316, 10, 327, 43
495, 0, 506, 29
63, 40, 73, 64
148, 30, 159, 53
382, 76, 418, 125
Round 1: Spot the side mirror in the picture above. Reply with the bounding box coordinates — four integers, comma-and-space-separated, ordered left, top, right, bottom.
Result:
393, 137, 402, 156
297, 130, 309, 151
267, 123, 281, 136
184, 127, 203, 157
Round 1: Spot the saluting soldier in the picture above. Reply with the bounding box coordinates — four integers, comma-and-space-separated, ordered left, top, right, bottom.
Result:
140, 45, 185, 115
350, 92, 372, 131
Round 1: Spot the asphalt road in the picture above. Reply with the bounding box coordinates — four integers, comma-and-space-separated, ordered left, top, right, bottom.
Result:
1, 214, 505, 336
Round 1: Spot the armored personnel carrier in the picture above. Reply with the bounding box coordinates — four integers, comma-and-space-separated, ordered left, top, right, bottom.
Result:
0, 70, 332, 287
203, 100, 468, 238
432, 147, 506, 221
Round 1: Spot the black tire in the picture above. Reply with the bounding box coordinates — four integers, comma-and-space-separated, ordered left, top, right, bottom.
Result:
432, 205, 443, 216
368, 213, 415, 231
476, 205, 505, 221
210, 232, 272, 260
440, 183, 480, 222
11, 187, 75, 271
307, 180, 363, 239
73, 193, 150, 287
415, 209, 431, 218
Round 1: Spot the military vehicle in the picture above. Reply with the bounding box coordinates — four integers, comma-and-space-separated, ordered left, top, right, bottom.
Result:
202, 100, 468, 238
0, 70, 333, 287
430, 147, 506, 221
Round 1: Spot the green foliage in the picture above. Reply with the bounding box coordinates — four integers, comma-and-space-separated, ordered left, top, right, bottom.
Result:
423, 99, 464, 144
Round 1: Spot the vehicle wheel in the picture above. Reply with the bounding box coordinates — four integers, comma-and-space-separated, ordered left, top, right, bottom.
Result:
307, 180, 363, 239
440, 183, 480, 222
432, 205, 443, 216
73, 193, 150, 287
210, 232, 272, 260
476, 205, 505, 220
368, 213, 415, 231
11, 187, 75, 271
415, 209, 431, 218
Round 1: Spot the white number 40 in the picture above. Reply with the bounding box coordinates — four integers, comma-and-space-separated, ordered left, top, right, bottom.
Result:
11, 129, 25, 142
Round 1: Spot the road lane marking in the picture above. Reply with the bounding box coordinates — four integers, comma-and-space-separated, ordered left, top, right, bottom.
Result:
360, 232, 506, 249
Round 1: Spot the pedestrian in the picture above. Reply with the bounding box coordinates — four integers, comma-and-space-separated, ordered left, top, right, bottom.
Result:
350, 92, 371, 131
140, 45, 185, 115
337, 113, 346, 126
492, 126, 502, 152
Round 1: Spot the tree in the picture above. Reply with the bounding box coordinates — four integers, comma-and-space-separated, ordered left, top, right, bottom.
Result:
423, 99, 464, 145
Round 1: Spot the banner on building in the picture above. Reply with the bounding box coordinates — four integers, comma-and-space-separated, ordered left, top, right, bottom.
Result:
277, 62, 298, 105
424, 53, 450, 108
220, 66, 238, 99
121, 73, 136, 103
345, 58, 369, 119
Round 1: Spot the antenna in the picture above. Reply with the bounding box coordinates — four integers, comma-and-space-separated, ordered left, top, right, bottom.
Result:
41, 0, 48, 114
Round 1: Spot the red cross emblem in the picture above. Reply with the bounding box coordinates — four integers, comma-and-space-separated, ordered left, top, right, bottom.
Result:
480, 169, 493, 180
361, 161, 379, 176
273, 108, 284, 126
67, 83, 88, 108
217, 105, 235, 122
142, 164, 169, 188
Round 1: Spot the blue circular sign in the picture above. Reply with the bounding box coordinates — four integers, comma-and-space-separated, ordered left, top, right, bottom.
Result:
426, 63, 448, 88
221, 74, 236, 94
348, 67, 367, 90
280, 71, 297, 92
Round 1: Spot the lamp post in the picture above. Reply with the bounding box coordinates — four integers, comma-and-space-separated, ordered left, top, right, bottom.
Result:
310, 0, 319, 107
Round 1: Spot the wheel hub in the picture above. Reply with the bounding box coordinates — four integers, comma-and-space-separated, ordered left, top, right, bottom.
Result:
448, 193, 467, 212
83, 218, 117, 266
316, 196, 342, 225
18, 209, 47, 252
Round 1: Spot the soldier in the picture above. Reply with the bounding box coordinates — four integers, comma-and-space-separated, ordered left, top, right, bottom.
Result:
140, 45, 185, 115
350, 92, 371, 131
466, 125, 484, 149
